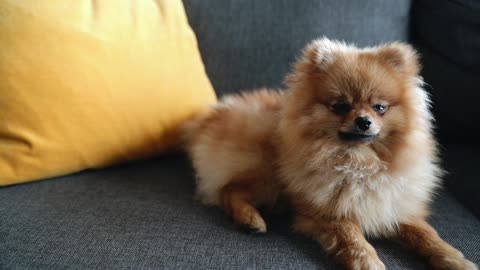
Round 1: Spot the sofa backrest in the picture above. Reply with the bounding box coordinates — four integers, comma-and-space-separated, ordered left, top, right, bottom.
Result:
411, 0, 480, 218
411, 0, 480, 144
184, 0, 412, 95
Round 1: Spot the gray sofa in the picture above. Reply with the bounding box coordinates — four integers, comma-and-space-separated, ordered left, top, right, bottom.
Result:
1, 0, 479, 269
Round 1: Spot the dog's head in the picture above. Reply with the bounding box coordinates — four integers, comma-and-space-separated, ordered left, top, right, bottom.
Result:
282, 38, 429, 160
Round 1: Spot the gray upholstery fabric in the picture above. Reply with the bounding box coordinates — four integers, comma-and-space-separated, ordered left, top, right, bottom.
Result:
183, 0, 412, 95
1, 152, 479, 269
410, 0, 480, 144
443, 146, 480, 218
417, 0, 480, 210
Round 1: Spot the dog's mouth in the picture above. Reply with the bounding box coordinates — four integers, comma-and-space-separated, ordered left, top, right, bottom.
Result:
338, 132, 378, 142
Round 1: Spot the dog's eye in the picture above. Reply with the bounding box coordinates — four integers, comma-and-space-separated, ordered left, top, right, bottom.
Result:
330, 102, 352, 114
372, 104, 388, 114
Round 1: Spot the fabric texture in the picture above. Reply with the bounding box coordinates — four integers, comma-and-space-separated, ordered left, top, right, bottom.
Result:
442, 146, 480, 218
410, 0, 480, 144
1, 152, 479, 269
183, 0, 412, 96
0, 0, 216, 186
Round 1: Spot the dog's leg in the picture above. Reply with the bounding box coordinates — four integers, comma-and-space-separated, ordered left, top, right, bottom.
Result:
293, 215, 385, 270
397, 220, 477, 270
221, 183, 267, 233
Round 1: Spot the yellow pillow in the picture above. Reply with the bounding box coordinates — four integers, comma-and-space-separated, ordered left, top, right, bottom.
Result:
0, 0, 216, 185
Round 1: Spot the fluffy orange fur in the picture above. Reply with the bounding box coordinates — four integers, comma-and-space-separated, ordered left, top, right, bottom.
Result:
183, 38, 477, 270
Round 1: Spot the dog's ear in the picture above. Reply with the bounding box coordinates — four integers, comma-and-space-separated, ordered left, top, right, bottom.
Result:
290, 38, 343, 78
377, 43, 420, 76
286, 37, 346, 87
301, 37, 344, 71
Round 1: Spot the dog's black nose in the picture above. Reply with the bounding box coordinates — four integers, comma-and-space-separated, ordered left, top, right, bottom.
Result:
355, 116, 372, 131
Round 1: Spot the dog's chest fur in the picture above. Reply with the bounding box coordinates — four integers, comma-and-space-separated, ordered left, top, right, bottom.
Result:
282, 147, 435, 237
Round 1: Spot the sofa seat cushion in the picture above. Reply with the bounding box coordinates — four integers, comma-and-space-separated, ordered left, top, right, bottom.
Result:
1, 153, 479, 269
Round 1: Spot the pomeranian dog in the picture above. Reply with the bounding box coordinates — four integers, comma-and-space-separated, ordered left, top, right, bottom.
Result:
183, 38, 477, 270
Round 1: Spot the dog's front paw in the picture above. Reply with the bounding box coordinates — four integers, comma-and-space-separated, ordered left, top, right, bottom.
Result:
461, 260, 480, 270
347, 253, 385, 270
355, 255, 386, 270
344, 246, 385, 270
431, 253, 478, 270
